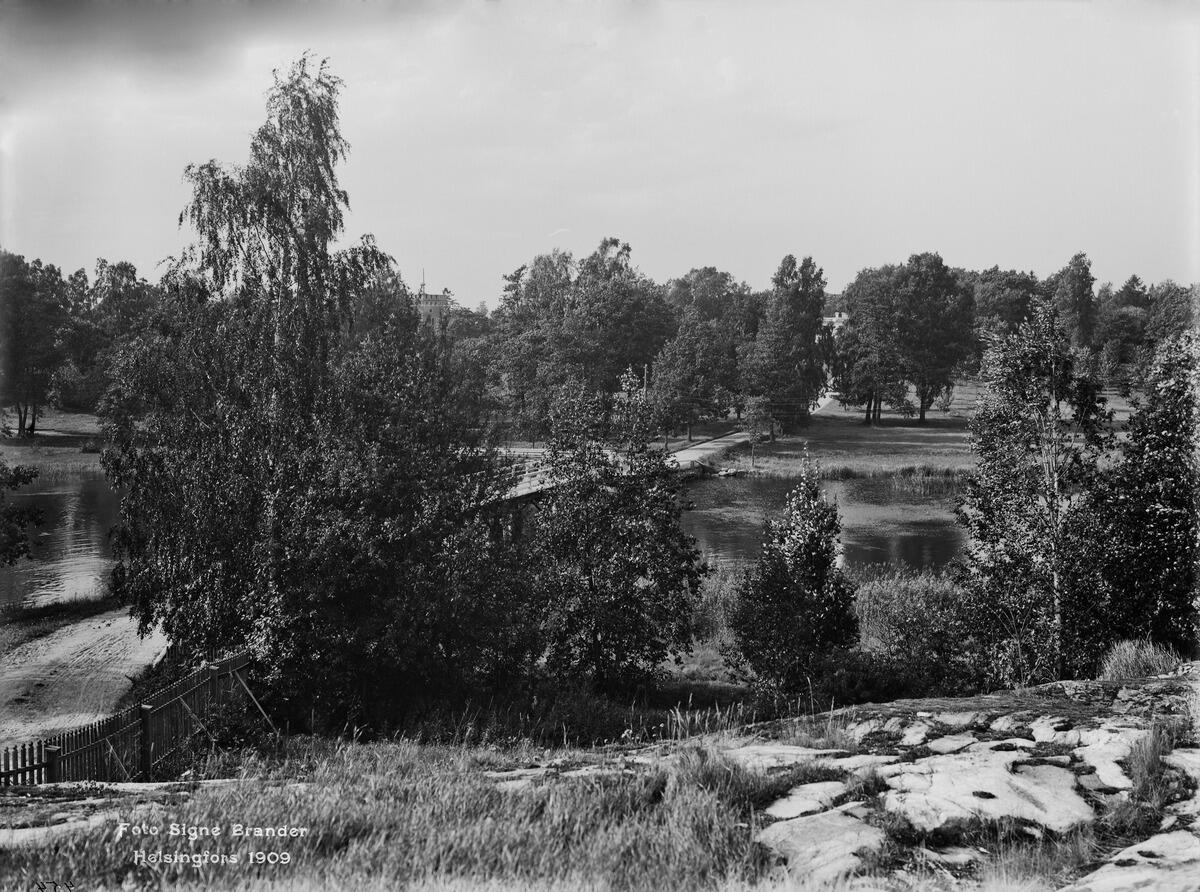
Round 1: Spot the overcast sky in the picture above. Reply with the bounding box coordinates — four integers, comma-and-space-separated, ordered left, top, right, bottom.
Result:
1, 0, 1197, 306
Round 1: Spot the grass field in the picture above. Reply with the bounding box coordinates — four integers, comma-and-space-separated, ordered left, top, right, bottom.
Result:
0, 410, 104, 476
718, 380, 1136, 479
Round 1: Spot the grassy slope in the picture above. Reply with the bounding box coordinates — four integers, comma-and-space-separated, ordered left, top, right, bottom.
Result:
0, 738, 813, 891
2, 703, 1188, 892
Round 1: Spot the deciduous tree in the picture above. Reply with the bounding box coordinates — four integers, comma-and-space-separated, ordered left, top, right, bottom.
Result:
730, 455, 856, 692
528, 372, 705, 690
957, 300, 1109, 683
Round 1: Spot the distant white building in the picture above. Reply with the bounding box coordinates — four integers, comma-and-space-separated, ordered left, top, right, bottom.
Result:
822, 311, 848, 333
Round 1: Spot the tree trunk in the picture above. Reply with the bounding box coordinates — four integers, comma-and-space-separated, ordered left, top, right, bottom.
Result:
27, 404, 37, 436
686, 421, 692, 442
863, 400, 872, 425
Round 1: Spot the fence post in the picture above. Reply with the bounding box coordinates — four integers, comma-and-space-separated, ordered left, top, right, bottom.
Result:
211, 665, 222, 706
45, 745, 61, 783
139, 704, 153, 780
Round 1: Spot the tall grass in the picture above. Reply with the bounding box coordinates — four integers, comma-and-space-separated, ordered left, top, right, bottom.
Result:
717, 454, 972, 484
1096, 640, 1181, 680
0, 738, 795, 891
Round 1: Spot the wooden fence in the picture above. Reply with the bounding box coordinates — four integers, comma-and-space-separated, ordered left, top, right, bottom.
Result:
0, 650, 251, 786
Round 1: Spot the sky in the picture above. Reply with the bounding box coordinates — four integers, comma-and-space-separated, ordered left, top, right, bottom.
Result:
1, 0, 1197, 307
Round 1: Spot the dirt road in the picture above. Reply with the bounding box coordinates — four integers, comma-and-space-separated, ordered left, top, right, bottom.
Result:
0, 609, 167, 748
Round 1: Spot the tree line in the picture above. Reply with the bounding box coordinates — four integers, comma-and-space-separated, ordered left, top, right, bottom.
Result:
447, 243, 1194, 442
2, 228, 1193, 444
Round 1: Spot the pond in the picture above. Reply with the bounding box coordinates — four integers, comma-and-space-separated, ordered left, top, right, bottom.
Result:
0, 474, 121, 609
681, 475, 965, 571
0, 469, 965, 611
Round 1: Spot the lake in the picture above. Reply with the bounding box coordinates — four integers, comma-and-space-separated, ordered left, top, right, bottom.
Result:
0, 474, 121, 608
681, 475, 964, 570
0, 470, 964, 610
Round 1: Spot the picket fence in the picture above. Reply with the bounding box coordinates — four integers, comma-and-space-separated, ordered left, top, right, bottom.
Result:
0, 650, 251, 786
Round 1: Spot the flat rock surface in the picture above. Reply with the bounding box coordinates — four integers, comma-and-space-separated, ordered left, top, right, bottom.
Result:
755, 803, 886, 884
880, 746, 1095, 834
1058, 830, 1200, 892
720, 744, 845, 772
764, 780, 847, 819
926, 733, 976, 754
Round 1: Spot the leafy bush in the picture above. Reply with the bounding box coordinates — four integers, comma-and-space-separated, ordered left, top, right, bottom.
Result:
729, 455, 856, 693
1073, 335, 1199, 664
1096, 640, 1180, 680
529, 375, 706, 692
852, 565, 984, 696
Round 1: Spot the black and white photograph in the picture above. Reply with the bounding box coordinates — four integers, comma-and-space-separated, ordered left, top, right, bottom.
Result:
0, 1, 1198, 889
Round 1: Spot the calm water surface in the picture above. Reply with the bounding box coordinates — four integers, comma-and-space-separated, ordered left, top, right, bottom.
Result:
681, 475, 964, 570
0, 470, 962, 610
0, 475, 121, 608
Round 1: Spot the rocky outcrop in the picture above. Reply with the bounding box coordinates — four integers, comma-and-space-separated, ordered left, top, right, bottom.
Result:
489, 665, 1200, 889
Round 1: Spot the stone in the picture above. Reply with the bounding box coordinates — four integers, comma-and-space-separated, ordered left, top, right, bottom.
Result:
721, 744, 844, 772
755, 803, 886, 884
1073, 725, 1149, 790
0, 811, 117, 849
1164, 748, 1200, 816
914, 845, 980, 866
900, 722, 932, 746
1029, 715, 1080, 745
988, 715, 1025, 734
764, 780, 847, 819
926, 734, 976, 755
881, 747, 1094, 834
1057, 830, 1200, 892
845, 717, 885, 742
831, 753, 899, 776
983, 737, 1037, 750
931, 711, 985, 730
484, 767, 551, 791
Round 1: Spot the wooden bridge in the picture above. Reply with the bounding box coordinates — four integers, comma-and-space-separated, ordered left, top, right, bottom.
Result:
498, 430, 752, 502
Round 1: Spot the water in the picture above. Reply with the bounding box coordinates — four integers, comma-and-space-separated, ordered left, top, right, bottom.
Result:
0, 469, 963, 611
681, 475, 964, 571
0, 474, 121, 608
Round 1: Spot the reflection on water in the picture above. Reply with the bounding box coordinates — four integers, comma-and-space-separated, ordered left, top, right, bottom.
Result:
0, 475, 121, 608
0, 470, 961, 609
681, 475, 964, 570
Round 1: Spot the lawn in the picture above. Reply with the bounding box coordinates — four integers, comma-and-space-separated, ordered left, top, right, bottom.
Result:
718, 380, 1137, 479
0, 410, 104, 477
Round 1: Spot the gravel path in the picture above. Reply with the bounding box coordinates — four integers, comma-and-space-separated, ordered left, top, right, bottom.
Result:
0, 608, 167, 748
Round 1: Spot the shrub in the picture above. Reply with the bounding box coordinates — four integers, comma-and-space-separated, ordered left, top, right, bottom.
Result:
852, 565, 984, 696
1096, 640, 1180, 681
529, 376, 705, 692
728, 455, 856, 693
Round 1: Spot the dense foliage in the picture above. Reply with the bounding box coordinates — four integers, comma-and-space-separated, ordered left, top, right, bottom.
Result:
730, 456, 856, 692
1069, 334, 1199, 657
101, 59, 521, 723
529, 374, 706, 690
0, 459, 39, 565
957, 301, 1109, 685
